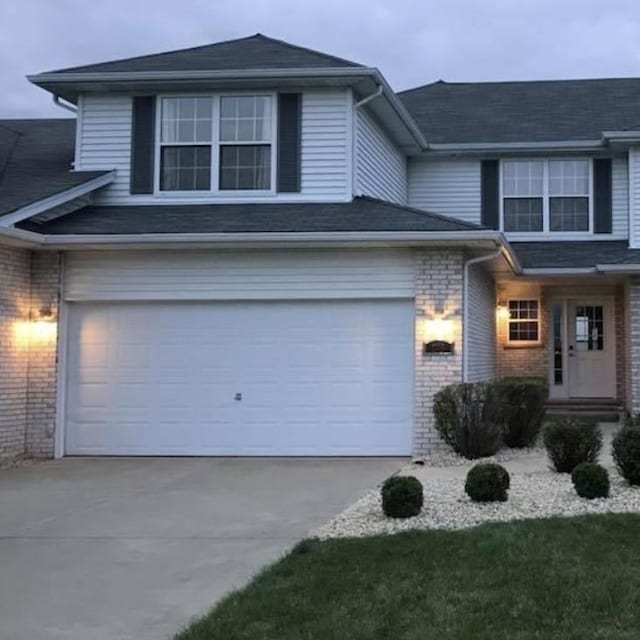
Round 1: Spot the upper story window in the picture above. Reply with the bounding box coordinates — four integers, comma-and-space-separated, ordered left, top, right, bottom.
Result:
502, 159, 591, 233
158, 94, 275, 193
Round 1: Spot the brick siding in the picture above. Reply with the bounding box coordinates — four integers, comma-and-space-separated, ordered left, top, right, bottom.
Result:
413, 249, 464, 455
0, 247, 60, 460
0, 246, 31, 458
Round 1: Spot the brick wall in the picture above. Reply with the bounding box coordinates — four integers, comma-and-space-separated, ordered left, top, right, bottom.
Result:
0, 247, 61, 460
496, 283, 548, 379
413, 249, 464, 455
25, 252, 61, 456
628, 278, 640, 413
614, 285, 626, 406
0, 246, 31, 458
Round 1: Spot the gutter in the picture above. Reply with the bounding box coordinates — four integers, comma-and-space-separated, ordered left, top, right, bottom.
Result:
36, 229, 506, 248
0, 226, 45, 247
521, 267, 598, 276
29, 65, 429, 152
462, 249, 503, 382
28, 66, 382, 84
426, 140, 604, 154
595, 263, 640, 274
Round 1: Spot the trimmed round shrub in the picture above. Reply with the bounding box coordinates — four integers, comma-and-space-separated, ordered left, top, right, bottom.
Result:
381, 476, 423, 518
571, 462, 610, 499
612, 417, 640, 485
542, 418, 602, 473
464, 463, 510, 502
433, 382, 502, 459
495, 377, 548, 448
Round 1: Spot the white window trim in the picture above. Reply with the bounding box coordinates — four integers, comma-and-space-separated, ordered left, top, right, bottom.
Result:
506, 298, 541, 346
499, 158, 593, 235
153, 91, 278, 197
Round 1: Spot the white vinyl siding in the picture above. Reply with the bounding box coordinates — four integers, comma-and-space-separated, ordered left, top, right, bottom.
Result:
299, 89, 350, 199
612, 155, 629, 239
628, 147, 640, 247
466, 263, 496, 382
77, 89, 351, 205
407, 155, 629, 240
355, 107, 407, 204
63, 248, 415, 301
75, 93, 132, 203
408, 158, 481, 224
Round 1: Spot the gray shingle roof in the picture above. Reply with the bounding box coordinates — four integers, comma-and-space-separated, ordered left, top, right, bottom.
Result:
18, 196, 482, 235
512, 241, 640, 269
44, 34, 363, 75
0, 119, 109, 217
399, 78, 640, 144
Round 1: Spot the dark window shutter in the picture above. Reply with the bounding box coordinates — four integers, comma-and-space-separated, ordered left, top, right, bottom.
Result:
481, 159, 500, 229
130, 96, 156, 194
594, 158, 612, 234
277, 93, 301, 192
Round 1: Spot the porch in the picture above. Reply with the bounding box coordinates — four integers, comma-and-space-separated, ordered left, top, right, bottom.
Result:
495, 277, 629, 413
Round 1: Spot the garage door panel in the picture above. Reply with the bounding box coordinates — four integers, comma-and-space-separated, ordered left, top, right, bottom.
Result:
65, 300, 413, 456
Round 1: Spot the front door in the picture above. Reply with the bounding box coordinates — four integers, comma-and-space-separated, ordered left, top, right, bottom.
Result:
566, 299, 616, 398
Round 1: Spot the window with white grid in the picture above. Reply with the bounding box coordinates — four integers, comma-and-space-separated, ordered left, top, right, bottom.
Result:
502, 159, 591, 233
158, 94, 274, 192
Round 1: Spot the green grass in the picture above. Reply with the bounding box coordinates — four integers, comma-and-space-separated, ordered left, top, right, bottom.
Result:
175, 514, 640, 640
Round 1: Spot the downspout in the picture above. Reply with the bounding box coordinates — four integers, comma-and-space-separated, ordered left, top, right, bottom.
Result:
462, 248, 503, 382
52, 95, 77, 114
354, 84, 383, 109
352, 85, 384, 198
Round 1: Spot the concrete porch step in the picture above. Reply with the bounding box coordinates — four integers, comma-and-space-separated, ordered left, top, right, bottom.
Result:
545, 400, 623, 423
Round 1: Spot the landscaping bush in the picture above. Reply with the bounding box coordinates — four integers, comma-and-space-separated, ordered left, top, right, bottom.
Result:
381, 476, 423, 518
612, 416, 640, 485
464, 463, 510, 502
433, 382, 502, 459
571, 463, 610, 499
542, 418, 602, 473
495, 377, 548, 448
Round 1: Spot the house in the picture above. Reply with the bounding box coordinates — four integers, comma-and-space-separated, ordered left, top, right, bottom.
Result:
1, 33, 639, 460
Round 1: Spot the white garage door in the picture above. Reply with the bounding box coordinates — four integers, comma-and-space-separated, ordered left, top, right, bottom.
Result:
64, 300, 414, 456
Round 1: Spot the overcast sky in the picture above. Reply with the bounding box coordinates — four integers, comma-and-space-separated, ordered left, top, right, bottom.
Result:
2, 0, 640, 118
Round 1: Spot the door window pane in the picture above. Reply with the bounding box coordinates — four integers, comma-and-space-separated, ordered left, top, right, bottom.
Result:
575, 305, 604, 352
552, 304, 563, 384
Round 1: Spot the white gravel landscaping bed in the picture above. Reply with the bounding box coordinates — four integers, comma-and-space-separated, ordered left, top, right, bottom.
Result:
315, 471, 640, 539
315, 433, 640, 539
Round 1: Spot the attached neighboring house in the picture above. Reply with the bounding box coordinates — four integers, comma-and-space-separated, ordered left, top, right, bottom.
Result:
2, 33, 640, 459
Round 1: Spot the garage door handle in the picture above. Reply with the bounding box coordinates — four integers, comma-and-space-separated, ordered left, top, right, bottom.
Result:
234, 392, 242, 401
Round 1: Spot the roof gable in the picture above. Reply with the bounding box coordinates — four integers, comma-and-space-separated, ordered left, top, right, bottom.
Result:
44, 33, 363, 75
399, 78, 640, 144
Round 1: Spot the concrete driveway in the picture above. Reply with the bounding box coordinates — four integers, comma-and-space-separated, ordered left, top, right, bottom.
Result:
0, 457, 403, 640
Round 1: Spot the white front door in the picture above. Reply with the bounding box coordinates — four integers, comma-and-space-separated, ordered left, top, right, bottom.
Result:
566, 299, 615, 398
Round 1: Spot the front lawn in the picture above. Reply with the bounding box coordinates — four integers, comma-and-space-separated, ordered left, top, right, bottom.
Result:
175, 514, 640, 640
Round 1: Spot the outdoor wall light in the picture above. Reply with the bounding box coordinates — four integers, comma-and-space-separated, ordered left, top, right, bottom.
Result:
13, 305, 57, 346
423, 317, 455, 355
496, 300, 510, 321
